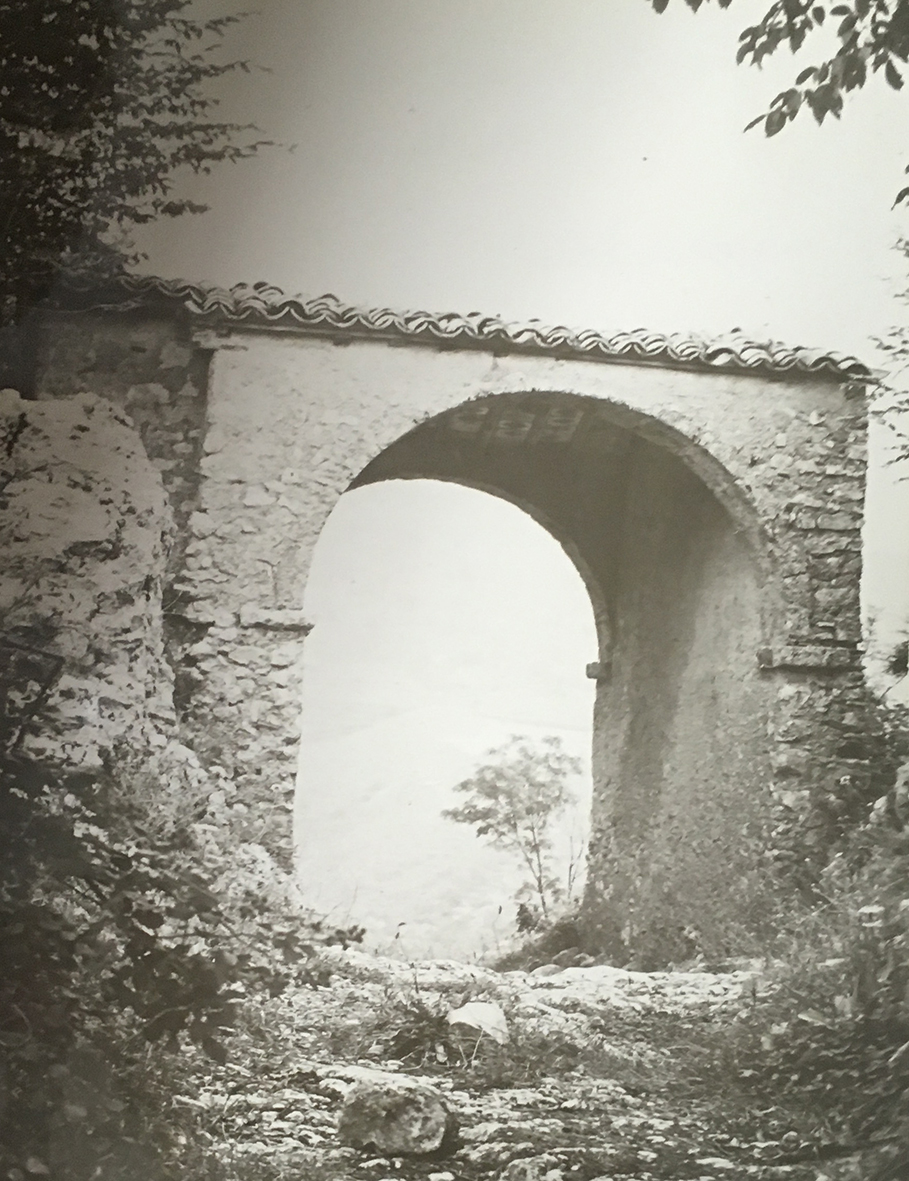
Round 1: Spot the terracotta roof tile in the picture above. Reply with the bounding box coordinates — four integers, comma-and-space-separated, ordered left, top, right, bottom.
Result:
48, 273, 871, 383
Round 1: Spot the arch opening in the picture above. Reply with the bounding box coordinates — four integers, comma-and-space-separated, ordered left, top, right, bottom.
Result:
298, 390, 778, 967
295, 478, 597, 961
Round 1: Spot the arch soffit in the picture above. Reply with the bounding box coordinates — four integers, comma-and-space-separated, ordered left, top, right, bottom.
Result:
357, 390, 775, 571
350, 389, 780, 652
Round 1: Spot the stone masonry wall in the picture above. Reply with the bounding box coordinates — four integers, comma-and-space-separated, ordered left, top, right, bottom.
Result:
26, 313, 871, 953
35, 312, 210, 580
179, 332, 869, 936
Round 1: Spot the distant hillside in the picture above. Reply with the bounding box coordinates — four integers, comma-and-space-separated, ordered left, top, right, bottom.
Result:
295, 702, 592, 960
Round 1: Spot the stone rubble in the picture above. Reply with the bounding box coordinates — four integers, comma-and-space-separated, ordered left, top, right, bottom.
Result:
329, 947, 766, 1016
174, 947, 850, 1181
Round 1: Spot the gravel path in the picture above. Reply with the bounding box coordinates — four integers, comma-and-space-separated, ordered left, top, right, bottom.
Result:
180, 951, 876, 1181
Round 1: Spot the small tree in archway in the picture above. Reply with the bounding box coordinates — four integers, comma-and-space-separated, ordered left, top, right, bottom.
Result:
442, 735, 583, 927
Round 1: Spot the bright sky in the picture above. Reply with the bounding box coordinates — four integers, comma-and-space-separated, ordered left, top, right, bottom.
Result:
138, 0, 909, 352
295, 479, 596, 957
134, 0, 909, 949
299, 481, 597, 745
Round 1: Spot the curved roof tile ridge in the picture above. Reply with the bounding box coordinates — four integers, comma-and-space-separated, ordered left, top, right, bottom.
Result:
50, 272, 871, 381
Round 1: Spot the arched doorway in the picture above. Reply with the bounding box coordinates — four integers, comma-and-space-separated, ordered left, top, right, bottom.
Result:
296, 478, 597, 960
297, 390, 775, 966
34, 295, 869, 967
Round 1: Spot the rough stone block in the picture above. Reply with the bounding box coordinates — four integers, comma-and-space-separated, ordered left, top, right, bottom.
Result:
337, 1072, 457, 1156
269, 642, 301, 668
813, 586, 855, 612
242, 485, 277, 507
238, 604, 313, 633
769, 645, 859, 669
816, 512, 859, 532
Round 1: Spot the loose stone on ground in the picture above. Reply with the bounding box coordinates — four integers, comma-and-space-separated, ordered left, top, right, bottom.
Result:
177, 949, 869, 1180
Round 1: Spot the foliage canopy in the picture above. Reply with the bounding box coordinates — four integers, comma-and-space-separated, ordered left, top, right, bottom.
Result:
0, 0, 267, 323
649, 0, 909, 204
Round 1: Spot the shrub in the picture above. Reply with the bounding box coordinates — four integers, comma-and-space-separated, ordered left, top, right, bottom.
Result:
727, 701, 909, 1162
0, 749, 363, 1181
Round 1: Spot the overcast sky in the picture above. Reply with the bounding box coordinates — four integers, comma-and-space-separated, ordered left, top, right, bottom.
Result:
138, 1, 909, 349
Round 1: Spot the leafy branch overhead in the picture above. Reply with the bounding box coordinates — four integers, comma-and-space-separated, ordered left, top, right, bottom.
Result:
0, 0, 270, 322
649, 0, 909, 204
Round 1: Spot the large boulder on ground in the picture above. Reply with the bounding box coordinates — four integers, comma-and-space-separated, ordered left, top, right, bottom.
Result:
337, 1070, 457, 1156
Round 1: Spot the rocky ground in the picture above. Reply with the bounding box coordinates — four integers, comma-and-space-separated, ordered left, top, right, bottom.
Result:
165, 947, 902, 1181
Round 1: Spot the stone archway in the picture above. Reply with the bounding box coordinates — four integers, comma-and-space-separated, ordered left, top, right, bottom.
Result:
28, 281, 872, 965
345, 391, 775, 964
